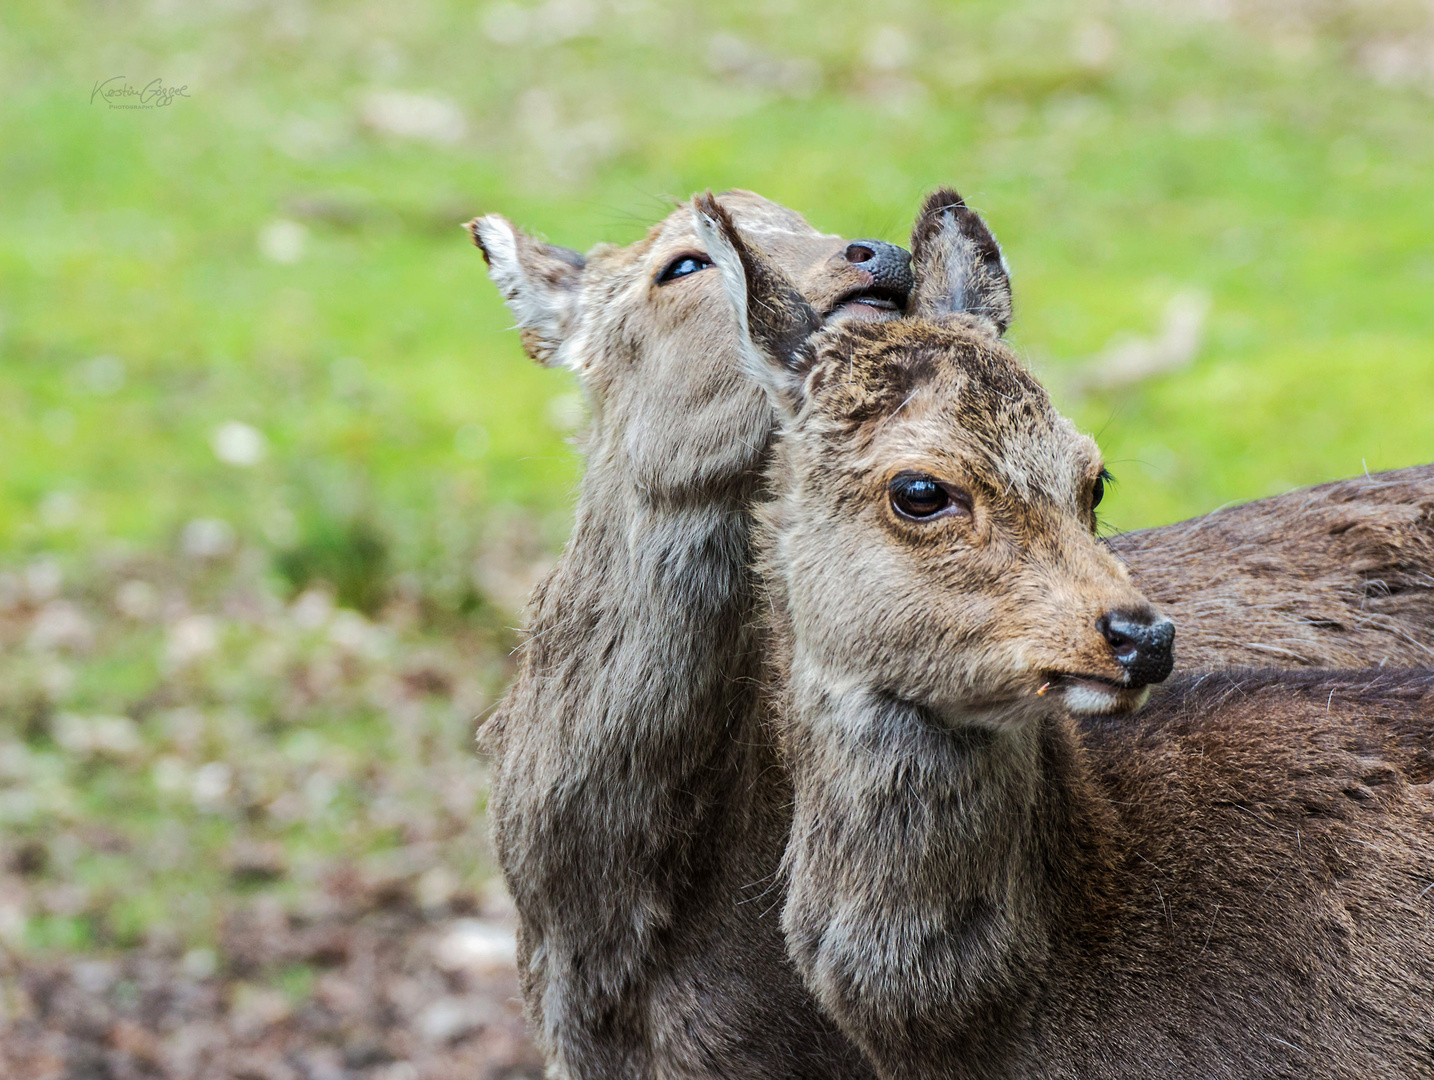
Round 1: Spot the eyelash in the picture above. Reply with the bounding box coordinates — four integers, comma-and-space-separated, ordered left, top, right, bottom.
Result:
1092, 467, 1114, 511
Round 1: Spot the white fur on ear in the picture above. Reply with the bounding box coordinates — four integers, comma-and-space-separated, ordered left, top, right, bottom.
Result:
908, 190, 1014, 335
692, 206, 751, 348
692, 203, 807, 417
936, 209, 1010, 326
468, 213, 584, 369
471, 215, 525, 312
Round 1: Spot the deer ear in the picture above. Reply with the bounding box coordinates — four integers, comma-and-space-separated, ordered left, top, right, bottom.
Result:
907, 189, 1012, 335
467, 214, 585, 368
691, 192, 823, 416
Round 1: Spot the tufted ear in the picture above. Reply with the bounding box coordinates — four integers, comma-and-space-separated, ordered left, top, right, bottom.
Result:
691, 192, 823, 418
467, 214, 585, 368
907, 188, 1012, 335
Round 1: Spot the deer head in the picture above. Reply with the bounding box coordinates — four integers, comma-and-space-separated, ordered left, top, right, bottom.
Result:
468, 193, 914, 501
694, 189, 1175, 722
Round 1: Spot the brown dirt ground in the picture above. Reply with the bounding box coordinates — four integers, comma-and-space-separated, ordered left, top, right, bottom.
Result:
0, 868, 543, 1080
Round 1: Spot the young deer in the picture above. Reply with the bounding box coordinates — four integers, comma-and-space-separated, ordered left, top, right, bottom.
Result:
472, 190, 1432, 1079
471, 192, 901, 1079
697, 190, 1434, 1079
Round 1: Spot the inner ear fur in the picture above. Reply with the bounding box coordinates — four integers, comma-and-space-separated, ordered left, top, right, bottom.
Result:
907, 188, 1013, 336
691, 192, 822, 414
467, 214, 586, 368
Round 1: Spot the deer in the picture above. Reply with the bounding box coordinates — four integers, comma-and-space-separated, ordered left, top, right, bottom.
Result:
470, 190, 1434, 1079
470, 191, 901, 1079
695, 188, 1434, 1079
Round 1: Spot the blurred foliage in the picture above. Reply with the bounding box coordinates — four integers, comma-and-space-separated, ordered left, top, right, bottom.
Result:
2, 0, 1432, 583
0, 554, 514, 954
1, 0, 1433, 969
275, 512, 391, 614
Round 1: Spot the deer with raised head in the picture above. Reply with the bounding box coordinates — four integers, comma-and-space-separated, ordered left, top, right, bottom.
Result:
470, 192, 903, 1079
695, 189, 1434, 1079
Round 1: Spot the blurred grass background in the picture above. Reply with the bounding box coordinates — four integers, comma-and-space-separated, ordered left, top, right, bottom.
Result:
1, 0, 1432, 992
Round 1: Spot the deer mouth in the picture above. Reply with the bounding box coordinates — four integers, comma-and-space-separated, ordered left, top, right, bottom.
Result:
825, 285, 906, 323
1039, 673, 1152, 716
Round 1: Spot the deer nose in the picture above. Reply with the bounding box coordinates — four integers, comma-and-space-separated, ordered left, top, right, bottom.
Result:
843, 240, 914, 303
1096, 610, 1175, 688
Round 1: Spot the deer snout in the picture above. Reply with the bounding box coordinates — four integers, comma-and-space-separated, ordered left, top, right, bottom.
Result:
843, 240, 914, 304
1096, 610, 1175, 688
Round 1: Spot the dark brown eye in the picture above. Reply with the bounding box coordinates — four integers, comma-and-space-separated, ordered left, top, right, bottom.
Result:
1092, 468, 1113, 510
889, 472, 970, 521
656, 253, 713, 283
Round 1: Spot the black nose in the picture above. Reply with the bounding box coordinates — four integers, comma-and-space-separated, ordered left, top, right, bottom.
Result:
1096, 610, 1175, 688
843, 239, 914, 304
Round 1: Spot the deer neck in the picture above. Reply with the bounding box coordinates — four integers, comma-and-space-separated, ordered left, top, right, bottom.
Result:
491, 399, 785, 869
481, 399, 786, 1069
781, 675, 1103, 1072
523, 408, 773, 759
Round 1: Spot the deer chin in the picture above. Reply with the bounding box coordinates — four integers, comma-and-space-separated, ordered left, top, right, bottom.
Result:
1042, 674, 1152, 716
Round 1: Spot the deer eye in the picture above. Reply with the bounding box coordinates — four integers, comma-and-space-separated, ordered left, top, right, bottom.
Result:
1092, 468, 1113, 510
889, 472, 971, 521
656, 253, 713, 283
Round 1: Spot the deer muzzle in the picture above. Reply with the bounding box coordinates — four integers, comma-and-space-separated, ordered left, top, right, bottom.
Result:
1096, 609, 1176, 688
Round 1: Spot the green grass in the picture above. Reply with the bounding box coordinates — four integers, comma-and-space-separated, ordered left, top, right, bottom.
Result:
1, 0, 1433, 958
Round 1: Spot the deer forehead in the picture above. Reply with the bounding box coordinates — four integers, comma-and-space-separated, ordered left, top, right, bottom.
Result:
651, 192, 835, 264
707, 188, 834, 239
800, 325, 1101, 501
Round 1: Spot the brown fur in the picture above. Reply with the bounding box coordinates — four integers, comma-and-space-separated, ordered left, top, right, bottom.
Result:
698, 190, 1434, 1079
1112, 469, 1434, 669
